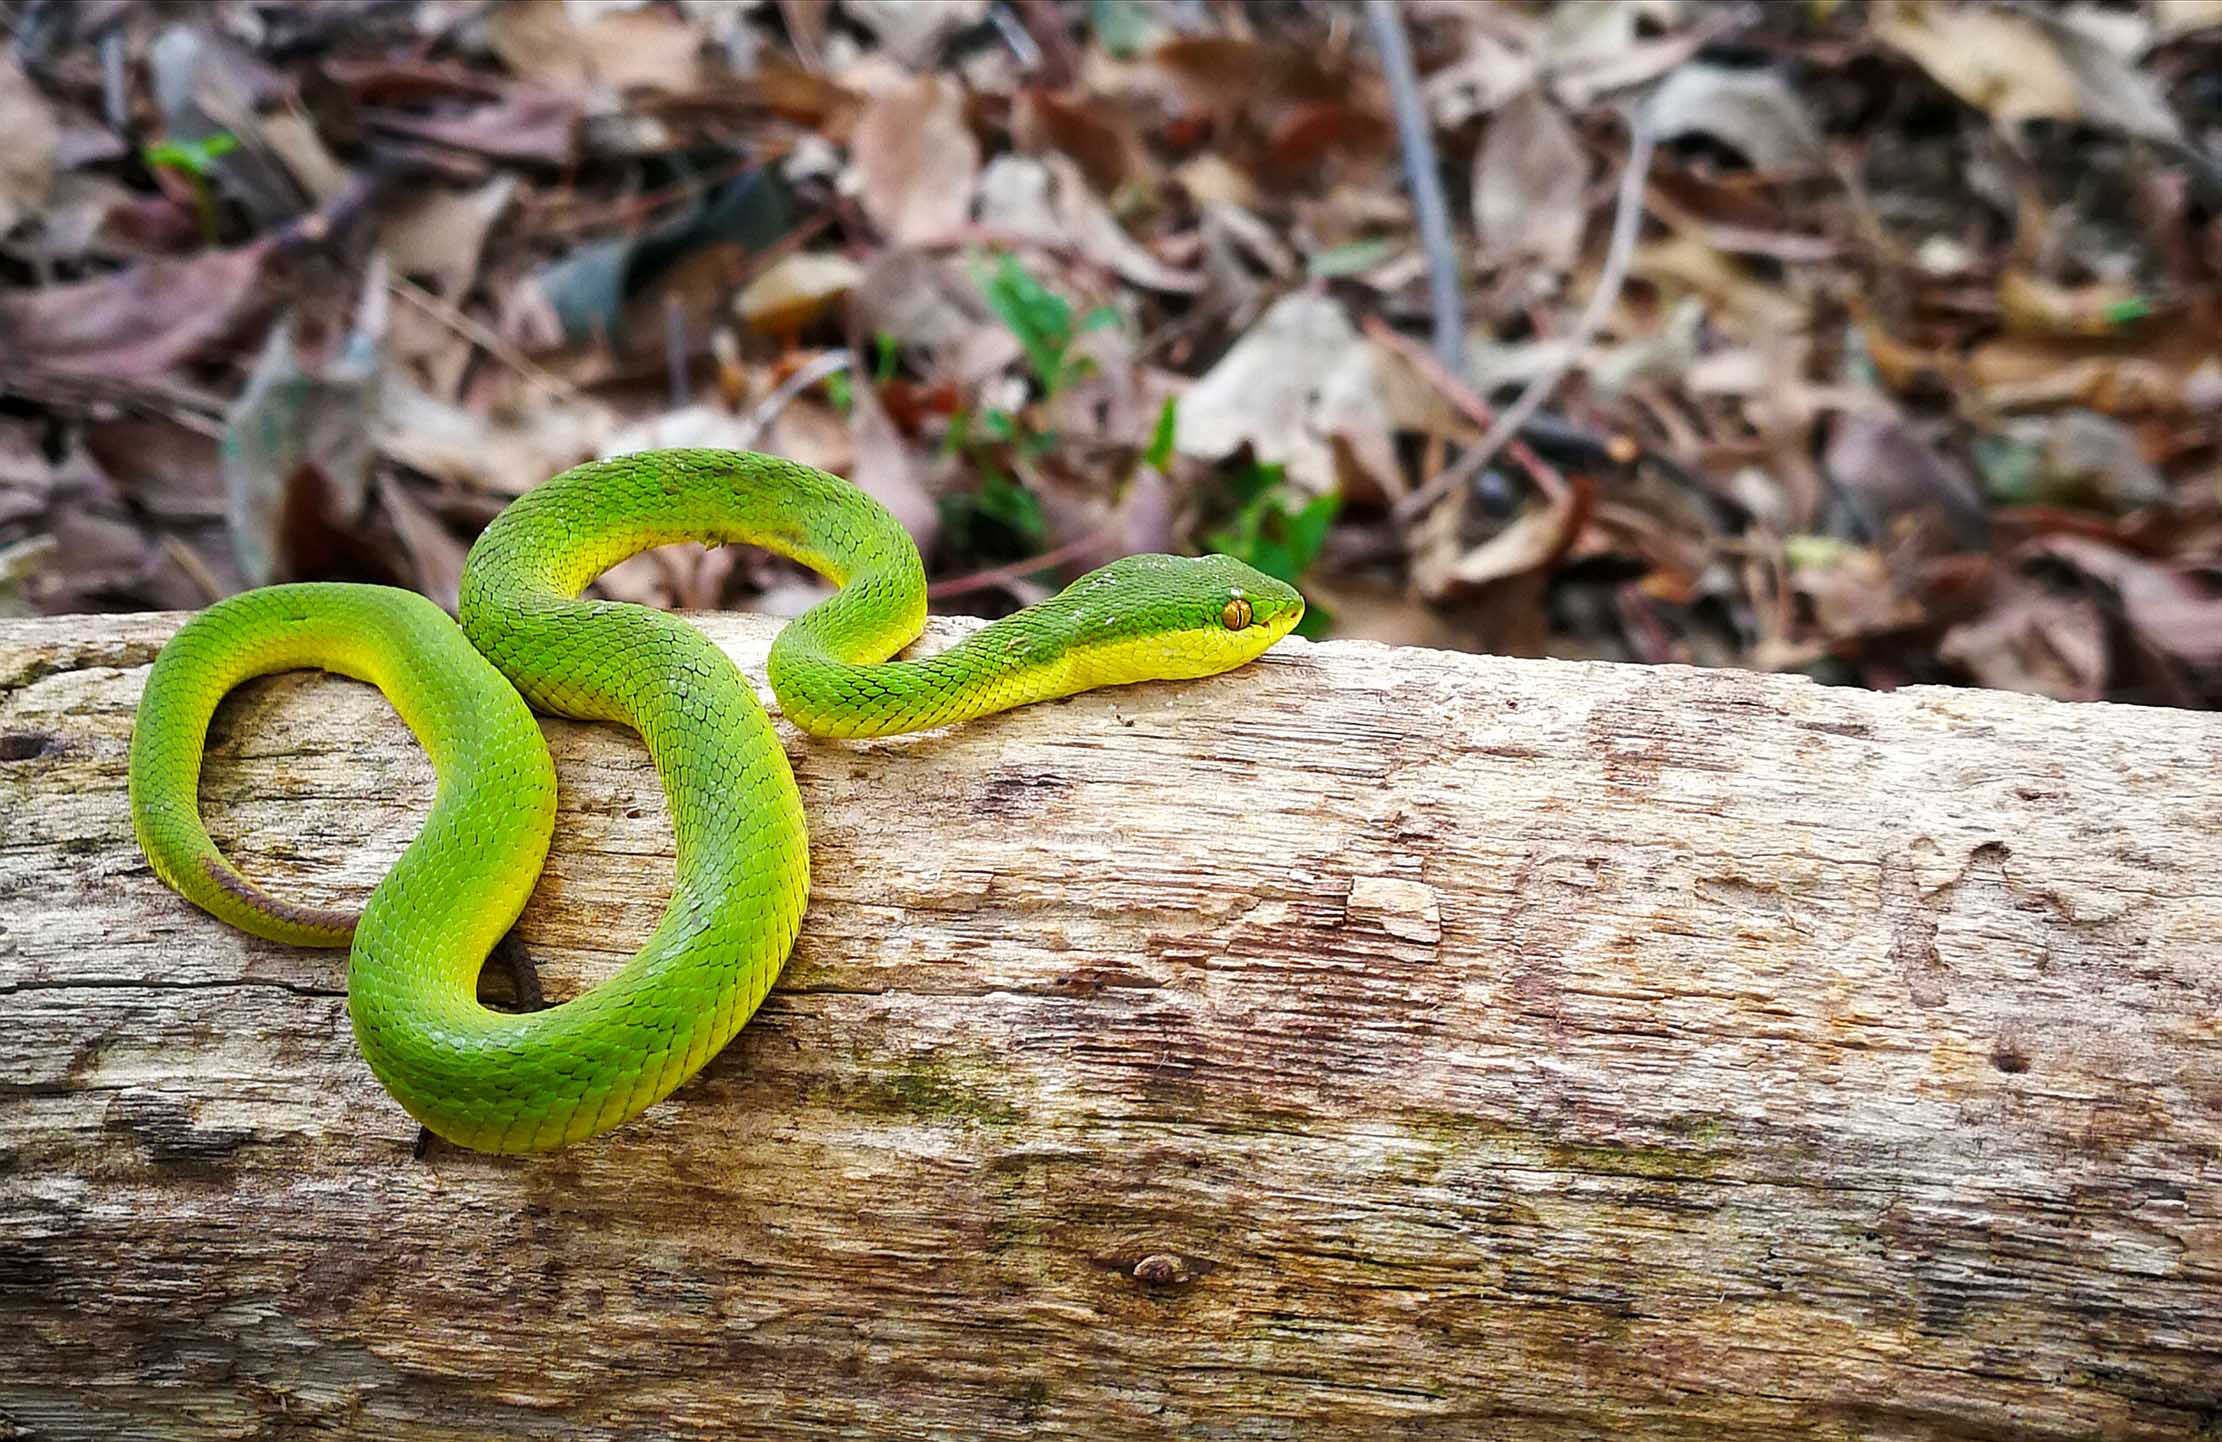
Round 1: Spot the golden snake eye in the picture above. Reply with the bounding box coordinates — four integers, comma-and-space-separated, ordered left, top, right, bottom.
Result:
1221, 596, 1253, 630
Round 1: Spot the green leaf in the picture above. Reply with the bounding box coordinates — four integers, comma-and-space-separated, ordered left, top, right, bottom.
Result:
144, 131, 240, 177
1143, 397, 1178, 471
1306, 238, 1397, 280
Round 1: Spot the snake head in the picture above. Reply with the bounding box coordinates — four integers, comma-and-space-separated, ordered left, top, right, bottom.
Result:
1062, 552, 1305, 685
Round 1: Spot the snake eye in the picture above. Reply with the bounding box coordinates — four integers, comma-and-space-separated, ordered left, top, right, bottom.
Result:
1220, 596, 1253, 631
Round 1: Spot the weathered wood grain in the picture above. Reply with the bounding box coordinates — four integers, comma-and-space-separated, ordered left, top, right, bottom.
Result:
1, 609, 2219, 1440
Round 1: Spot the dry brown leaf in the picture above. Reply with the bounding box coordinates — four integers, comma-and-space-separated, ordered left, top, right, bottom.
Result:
847, 379, 937, 548
486, 1, 705, 93
1998, 272, 2152, 339
0, 238, 278, 380
850, 76, 979, 246
1938, 578, 2106, 700
736, 252, 865, 336
2032, 534, 2222, 667
1014, 87, 1140, 193
1474, 88, 1587, 270
2155, 0, 2222, 38
1645, 62, 1828, 174
376, 473, 466, 611
0, 55, 59, 236
1173, 290, 1395, 498
1632, 232, 1808, 337
379, 177, 516, 301
1823, 411, 1987, 550
1874, 0, 2181, 141
1788, 540, 1927, 643
376, 383, 615, 497
369, 88, 580, 167
1046, 156, 1201, 294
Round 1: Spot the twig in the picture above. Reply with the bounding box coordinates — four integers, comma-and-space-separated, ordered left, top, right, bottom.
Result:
1360, 314, 1569, 504
732, 350, 853, 453
1393, 106, 1656, 525
1364, 0, 1465, 371
386, 275, 581, 404
928, 526, 1118, 602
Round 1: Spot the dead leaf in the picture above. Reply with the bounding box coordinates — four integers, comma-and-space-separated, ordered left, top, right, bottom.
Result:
1174, 290, 1395, 498
1646, 62, 1828, 174
1474, 88, 1588, 270
1786, 538, 1930, 644
486, 2, 705, 93
377, 383, 615, 497
1998, 271, 2155, 339
1825, 411, 1988, 551
736, 252, 865, 335
379, 177, 515, 301
1632, 232, 1808, 337
2154, 0, 2222, 39
1938, 576, 2106, 700
1874, 0, 2182, 141
0, 238, 278, 380
0, 56, 58, 236
377, 473, 465, 611
848, 379, 938, 547
1046, 156, 1202, 294
368, 87, 581, 167
2032, 534, 2222, 666
846, 0, 992, 69
222, 275, 383, 588
1014, 87, 1140, 193
850, 75, 979, 246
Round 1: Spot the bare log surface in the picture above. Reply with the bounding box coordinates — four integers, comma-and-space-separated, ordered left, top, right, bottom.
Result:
1, 609, 2219, 1441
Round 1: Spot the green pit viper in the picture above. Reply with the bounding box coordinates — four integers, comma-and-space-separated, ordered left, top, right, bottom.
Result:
130, 449, 1302, 1152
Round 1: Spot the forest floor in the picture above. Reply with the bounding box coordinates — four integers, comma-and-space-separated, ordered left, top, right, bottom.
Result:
2, 0, 2218, 706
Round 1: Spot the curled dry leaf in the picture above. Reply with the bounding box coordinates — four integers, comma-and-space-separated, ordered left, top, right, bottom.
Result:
849, 75, 980, 246
736, 252, 865, 336
0, 55, 58, 236
0, 237, 278, 380
1474, 88, 1588, 271
2032, 534, 2222, 667
368, 87, 581, 167
376, 382, 615, 497
1824, 411, 1988, 551
486, 2, 705, 93
1045, 155, 1201, 294
222, 314, 380, 588
1938, 575, 2107, 701
1645, 62, 1829, 175
846, 377, 938, 549
1875, 0, 2182, 142
379, 177, 516, 301
1173, 290, 1396, 499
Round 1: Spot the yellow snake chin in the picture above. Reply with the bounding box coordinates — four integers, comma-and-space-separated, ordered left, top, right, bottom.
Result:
127, 448, 1302, 1152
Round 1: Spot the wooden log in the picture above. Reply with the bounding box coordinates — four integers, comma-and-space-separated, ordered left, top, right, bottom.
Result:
1, 608, 2218, 1440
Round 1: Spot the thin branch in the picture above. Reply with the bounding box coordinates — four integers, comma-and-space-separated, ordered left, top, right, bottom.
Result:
1364, 0, 1465, 371
927, 526, 1118, 602
1360, 313, 1569, 505
732, 350, 853, 453
386, 276, 581, 404
1394, 106, 1656, 525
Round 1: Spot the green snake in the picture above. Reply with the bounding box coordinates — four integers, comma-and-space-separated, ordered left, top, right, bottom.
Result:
129, 449, 1301, 1152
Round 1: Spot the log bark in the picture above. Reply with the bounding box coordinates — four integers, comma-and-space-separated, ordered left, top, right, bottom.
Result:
1, 609, 2219, 1441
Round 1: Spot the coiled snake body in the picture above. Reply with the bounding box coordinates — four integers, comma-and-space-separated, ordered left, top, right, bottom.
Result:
130, 450, 1302, 1151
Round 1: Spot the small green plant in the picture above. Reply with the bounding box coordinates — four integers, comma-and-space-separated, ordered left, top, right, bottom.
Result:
143, 132, 238, 241
1203, 459, 1337, 638
978, 253, 1118, 399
